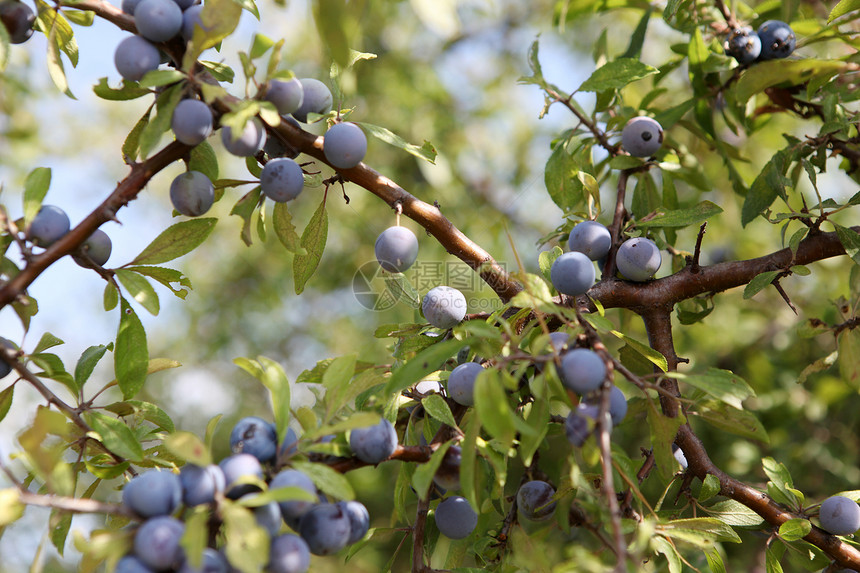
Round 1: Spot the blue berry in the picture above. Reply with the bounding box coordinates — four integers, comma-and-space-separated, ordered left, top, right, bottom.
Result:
172, 99, 213, 146
422, 286, 467, 329
517, 480, 556, 521
616, 237, 662, 282
229, 416, 278, 463
268, 533, 310, 573
621, 117, 663, 157
122, 470, 182, 518
179, 463, 225, 506
298, 503, 352, 555
564, 404, 598, 447
134, 0, 182, 42
349, 418, 398, 464
819, 496, 860, 536
134, 516, 185, 571
550, 251, 595, 296
375, 226, 419, 273
323, 122, 367, 169
264, 79, 304, 116
260, 158, 304, 203
270, 469, 317, 529
559, 348, 606, 394
178, 548, 228, 573
73, 229, 112, 267
758, 20, 796, 60
221, 118, 266, 157
434, 496, 477, 539
292, 79, 332, 123
0, 337, 15, 379
447, 362, 483, 407
337, 500, 370, 544
115, 36, 160, 82
218, 453, 264, 499
170, 171, 214, 217
28, 205, 70, 247
725, 27, 762, 65
568, 221, 611, 261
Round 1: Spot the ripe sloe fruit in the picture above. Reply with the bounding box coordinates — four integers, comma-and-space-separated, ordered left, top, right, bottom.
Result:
221, 117, 266, 157
819, 495, 860, 535
447, 362, 483, 407
122, 470, 182, 518
270, 469, 318, 529
172, 99, 213, 146
260, 158, 304, 203
178, 548, 228, 573
337, 500, 370, 544
134, 516, 185, 571
115, 36, 161, 82
585, 385, 628, 426
616, 237, 662, 281
548, 332, 569, 353
517, 480, 557, 521
292, 78, 332, 123
268, 533, 311, 573
0, 1, 35, 44
568, 220, 611, 261
181, 4, 205, 41
116, 555, 153, 573
323, 122, 367, 169
559, 348, 606, 394
434, 496, 477, 539
565, 404, 598, 447
725, 27, 761, 65
264, 79, 304, 115
298, 503, 352, 555
28, 205, 70, 247
73, 229, 112, 267
621, 117, 663, 157
432, 446, 461, 491
758, 20, 796, 60
0, 337, 15, 379
422, 286, 467, 329
375, 226, 419, 273
230, 416, 278, 462
349, 418, 398, 464
218, 453, 264, 499
251, 498, 282, 536
550, 251, 595, 296
170, 171, 214, 217
179, 463, 225, 506
134, 0, 182, 42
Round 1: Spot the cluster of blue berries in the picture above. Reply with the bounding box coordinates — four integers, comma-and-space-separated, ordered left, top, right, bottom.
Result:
22, 204, 113, 267
115, 415, 377, 572
725, 20, 796, 65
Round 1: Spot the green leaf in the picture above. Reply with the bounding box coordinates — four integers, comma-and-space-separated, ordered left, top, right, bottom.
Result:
313, 0, 350, 68
254, 357, 292, 445
115, 298, 149, 399
44, 18, 75, 98
272, 201, 306, 255
578, 58, 658, 92
138, 69, 185, 89
221, 503, 269, 573
104, 283, 119, 311
182, 0, 243, 71
291, 460, 355, 501
735, 60, 849, 103
421, 394, 459, 431
306, 412, 380, 441
293, 196, 329, 294
652, 536, 683, 573
838, 328, 860, 388
74, 345, 109, 389
130, 218, 218, 265
659, 518, 742, 547
704, 499, 765, 527
611, 330, 668, 372
321, 354, 356, 420
384, 337, 470, 395
189, 141, 219, 183
828, 0, 860, 22
125, 266, 192, 300
32, 332, 63, 354
0, 24, 9, 73
355, 122, 436, 164
779, 518, 812, 541
544, 141, 579, 212
474, 369, 516, 446
411, 441, 452, 501
180, 506, 209, 570
115, 269, 160, 316
49, 510, 72, 556
0, 385, 14, 423
23, 167, 52, 225
85, 411, 145, 461
699, 474, 721, 503
122, 107, 152, 162
164, 431, 211, 466
138, 83, 183, 158
743, 271, 780, 300
705, 547, 727, 573
635, 201, 723, 228
92, 77, 151, 101
694, 400, 770, 443
741, 161, 780, 227
766, 544, 785, 573
648, 406, 686, 483
670, 368, 755, 410
621, 8, 652, 59
834, 224, 860, 265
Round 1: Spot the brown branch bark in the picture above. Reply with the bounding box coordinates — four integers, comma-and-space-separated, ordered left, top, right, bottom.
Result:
18, 490, 134, 517
0, 141, 191, 309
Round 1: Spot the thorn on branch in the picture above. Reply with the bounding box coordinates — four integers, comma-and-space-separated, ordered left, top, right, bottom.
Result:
772, 277, 798, 315
690, 223, 707, 273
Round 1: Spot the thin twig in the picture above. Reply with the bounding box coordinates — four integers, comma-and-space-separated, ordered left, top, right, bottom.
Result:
412, 496, 430, 573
